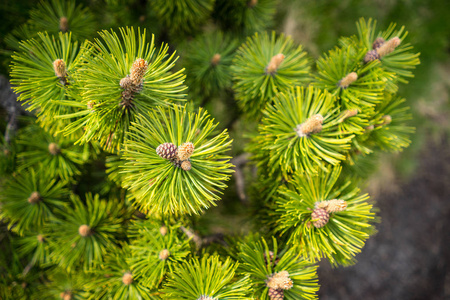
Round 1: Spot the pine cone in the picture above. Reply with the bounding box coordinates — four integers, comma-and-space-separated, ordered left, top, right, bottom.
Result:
130, 58, 148, 86
311, 208, 329, 228
156, 143, 178, 159
177, 142, 194, 160
268, 288, 284, 300
181, 160, 192, 171
364, 50, 380, 63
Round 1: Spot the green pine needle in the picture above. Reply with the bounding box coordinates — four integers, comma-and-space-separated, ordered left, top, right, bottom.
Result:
340, 18, 420, 84
162, 255, 251, 299
128, 220, 191, 289
183, 31, 239, 99
16, 125, 89, 182
10, 31, 89, 135
214, 0, 277, 35
248, 86, 354, 176
313, 45, 389, 110
237, 237, 319, 300
232, 31, 311, 119
121, 104, 234, 216
151, 0, 215, 36
85, 244, 158, 300
274, 166, 376, 266
0, 167, 69, 235
49, 193, 125, 271
58, 27, 187, 151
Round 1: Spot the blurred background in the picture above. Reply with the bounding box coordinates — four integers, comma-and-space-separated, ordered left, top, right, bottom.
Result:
0, 0, 449, 299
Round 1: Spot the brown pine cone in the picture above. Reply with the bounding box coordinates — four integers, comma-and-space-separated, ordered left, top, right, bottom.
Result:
311, 208, 330, 228
156, 143, 178, 159
268, 288, 284, 300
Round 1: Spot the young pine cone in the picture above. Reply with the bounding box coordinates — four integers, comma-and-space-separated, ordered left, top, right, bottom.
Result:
311, 208, 330, 228
177, 142, 194, 160
156, 143, 178, 159
268, 288, 284, 300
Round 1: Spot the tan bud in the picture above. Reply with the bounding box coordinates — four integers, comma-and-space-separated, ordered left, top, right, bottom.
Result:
130, 58, 148, 85
78, 225, 91, 237
37, 234, 45, 243
160, 225, 168, 236
382, 115, 392, 125
48, 142, 60, 155
53, 59, 66, 78
339, 72, 358, 88
177, 142, 195, 161
211, 53, 221, 66
315, 199, 348, 213
122, 272, 133, 285
376, 37, 401, 57
159, 249, 170, 260
266, 270, 293, 290
59, 17, 69, 32
295, 114, 324, 137
28, 191, 41, 204
266, 53, 285, 75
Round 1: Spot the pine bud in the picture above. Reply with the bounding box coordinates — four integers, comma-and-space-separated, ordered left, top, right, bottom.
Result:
120, 76, 133, 89
48, 142, 60, 155
28, 191, 41, 204
266, 53, 285, 75
78, 224, 91, 237
340, 109, 358, 122
177, 142, 195, 160
295, 114, 324, 137
159, 249, 170, 260
365, 124, 374, 131
122, 272, 133, 285
311, 208, 329, 228
315, 199, 347, 213
381, 115, 392, 125
160, 225, 168, 236
364, 50, 380, 63
181, 160, 192, 171
53, 59, 67, 78
338, 72, 358, 89
130, 58, 148, 86
376, 37, 401, 57
37, 234, 45, 243
266, 271, 293, 290
211, 53, 221, 66
59, 17, 69, 32
268, 288, 284, 300
372, 37, 385, 50
156, 143, 178, 159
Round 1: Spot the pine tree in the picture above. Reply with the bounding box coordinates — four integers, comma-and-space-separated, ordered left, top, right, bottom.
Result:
1, 1, 421, 299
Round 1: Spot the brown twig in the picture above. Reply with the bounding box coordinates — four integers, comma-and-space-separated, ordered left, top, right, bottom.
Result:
180, 226, 226, 250
231, 153, 251, 204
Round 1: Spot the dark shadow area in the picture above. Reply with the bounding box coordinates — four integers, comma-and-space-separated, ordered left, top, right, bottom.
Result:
318, 136, 450, 300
